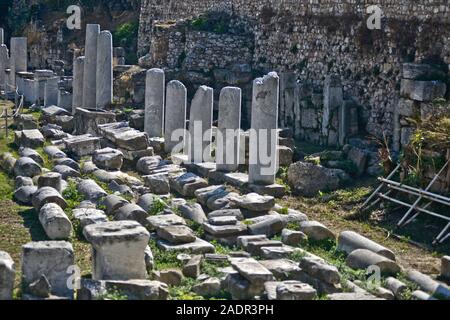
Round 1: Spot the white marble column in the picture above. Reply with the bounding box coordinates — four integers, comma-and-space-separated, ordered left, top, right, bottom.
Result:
72, 56, 85, 114
164, 80, 187, 154
10, 37, 27, 89
96, 30, 113, 109
82, 24, 100, 109
145, 68, 165, 138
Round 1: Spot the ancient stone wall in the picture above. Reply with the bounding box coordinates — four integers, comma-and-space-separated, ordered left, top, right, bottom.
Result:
138, 0, 450, 139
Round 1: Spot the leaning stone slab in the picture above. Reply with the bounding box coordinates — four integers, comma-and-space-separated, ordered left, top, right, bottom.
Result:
0, 251, 15, 300
14, 157, 42, 178
83, 221, 150, 281
230, 257, 275, 285
276, 281, 317, 300
32, 187, 67, 211
406, 269, 450, 299
39, 203, 73, 240
157, 237, 215, 254
22, 241, 74, 298
337, 231, 396, 261
78, 279, 169, 300
77, 179, 107, 202
346, 249, 401, 276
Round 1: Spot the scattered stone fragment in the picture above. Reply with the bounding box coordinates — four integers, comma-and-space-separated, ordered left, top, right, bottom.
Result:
157, 225, 196, 244
19, 148, 44, 165
225, 272, 262, 300
209, 216, 238, 226
15, 176, 34, 189
115, 203, 148, 225
14, 157, 42, 178
231, 193, 275, 212
406, 269, 450, 299
182, 255, 202, 278
39, 203, 73, 240
276, 281, 317, 300
157, 237, 215, 254
346, 249, 401, 276
146, 214, 186, 231
299, 221, 335, 241
299, 257, 341, 285
83, 221, 150, 281
374, 287, 395, 300
259, 259, 302, 280
246, 240, 283, 256
54, 158, 80, 171
337, 231, 396, 260
179, 203, 207, 224
208, 209, 244, 221
103, 194, 129, 216
77, 179, 107, 202
441, 256, 450, 280
281, 229, 308, 246
237, 235, 268, 249
22, 241, 74, 298
384, 277, 408, 299
0, 251, 15, 300
16, 129, 45, 148
154, 269, 183, 286
193, 277, 221, 297
43, 146, 67, 159
78, 279, 169, 300
32, 186, 67, 211
170, 172, 208, 197
411, 290, 438, 301
247, 215, 284, 238
93, 148, 124, 171
73, 208, 108, 229
195, 185, 227, 206
14, 185, 38, 205
38, 172, 62, 193
143, 173, 170, 194
230, 258, 274, 285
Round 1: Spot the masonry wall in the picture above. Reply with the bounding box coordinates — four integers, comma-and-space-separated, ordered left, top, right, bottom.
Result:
138, 0, 450, 140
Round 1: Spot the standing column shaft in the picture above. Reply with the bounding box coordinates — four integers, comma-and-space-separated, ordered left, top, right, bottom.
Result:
164, 80, 187, 154
96, 30, 113, 109
188, 86, 213, 164
83, 24, 100, 109
73, 56, 85, 114
0, 44, 9, 91
248, 72, 279, 185
10, 37, 27, 90
44, 77, 59, 107
0, 28, 4, 45
145, 68, 165, 138
216, 87, 242, 172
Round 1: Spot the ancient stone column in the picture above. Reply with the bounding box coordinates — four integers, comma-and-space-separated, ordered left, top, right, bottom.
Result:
10, 37, 27, 89
82, 24, 100, 109
322, 75, 343, 146
145, 68, 165, 138
96, 30, 113, 109
0, 44, 9, 91
248, 72, 279, 185
188, 86, 213, 164
0, 28, 4, 45
44, 77, 59, 107
216, 87, 242, 172
83, 221, 150, 281
164, 80, 187, 154
72, 56, 85, 114
279, 72, 297, 128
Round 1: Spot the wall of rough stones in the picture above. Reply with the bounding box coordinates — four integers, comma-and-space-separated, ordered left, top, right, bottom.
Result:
138, 0, 450, 140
